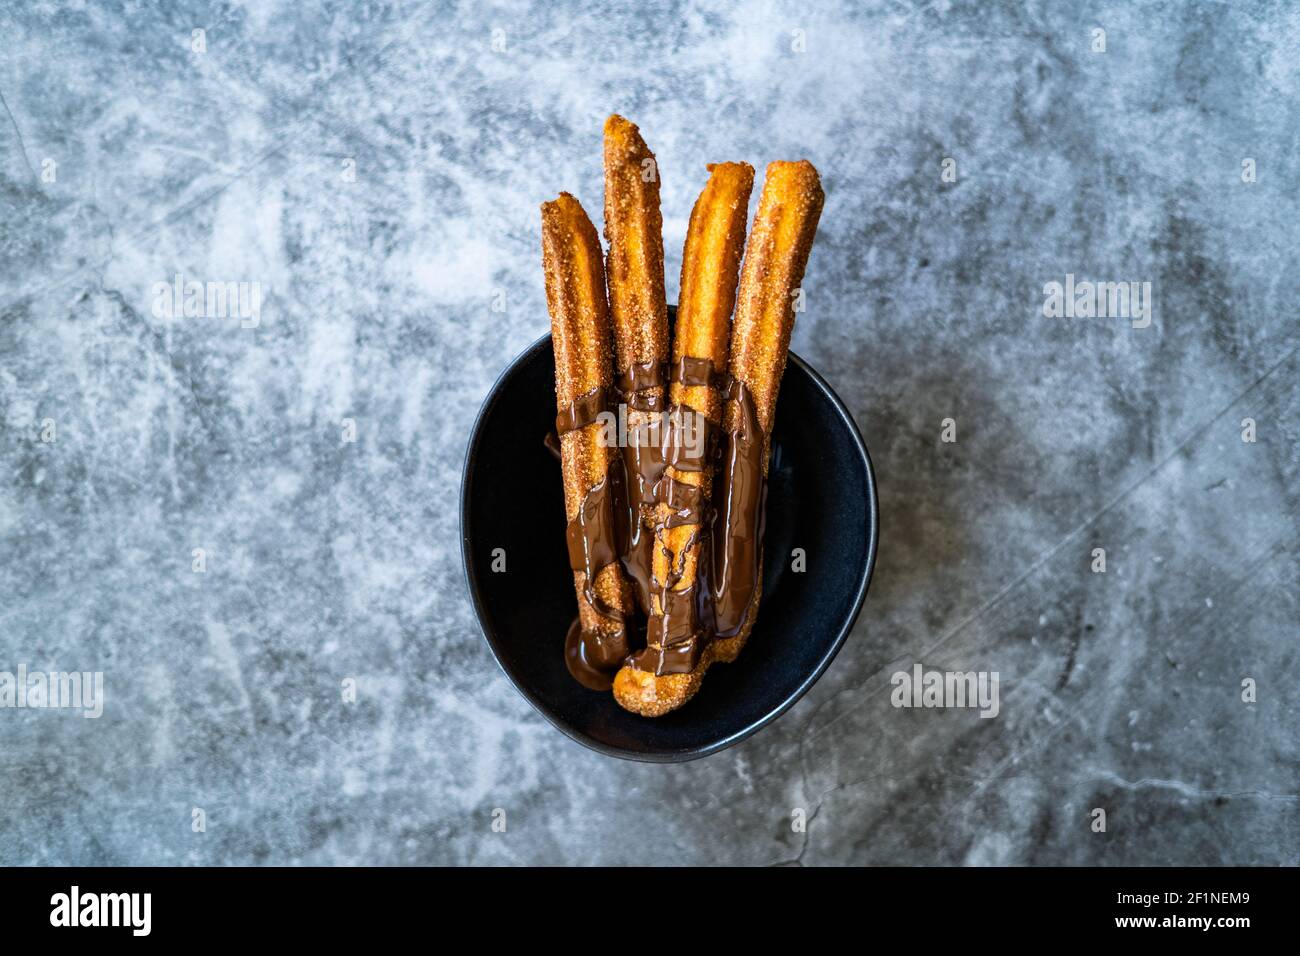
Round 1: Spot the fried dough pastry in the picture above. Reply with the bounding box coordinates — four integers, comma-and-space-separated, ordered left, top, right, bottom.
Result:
613, 162, 755, 717
730, 160, 825, 441
541, 192, 633, 683
719, 159, 824, 650
603, 114, 669, 376
602, 114, 671, 614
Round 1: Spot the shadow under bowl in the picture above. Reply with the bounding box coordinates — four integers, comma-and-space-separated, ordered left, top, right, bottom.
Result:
461, 330, 878, 761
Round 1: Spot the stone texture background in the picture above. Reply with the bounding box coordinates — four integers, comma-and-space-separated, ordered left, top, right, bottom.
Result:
1, 1, 1296, 865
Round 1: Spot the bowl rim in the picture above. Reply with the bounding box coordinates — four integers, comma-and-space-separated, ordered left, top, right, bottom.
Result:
460, 331, 879, 762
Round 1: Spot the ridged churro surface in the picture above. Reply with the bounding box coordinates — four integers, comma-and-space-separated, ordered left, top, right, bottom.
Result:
676, 161, 755, 417
713, 159, 822, 657
603, 114, 670, 609
665, 161, 754, 577
730, 160, 824, 439
543, 193, 611, 421
541, 193, 630, 644
603, 114, 669, 373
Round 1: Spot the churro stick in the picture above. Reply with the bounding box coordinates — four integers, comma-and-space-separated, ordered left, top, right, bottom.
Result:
659, 162, 754, 597
731, 161, 824, 439
603, 114, 670, 610
717, 160, 824, 653
541, 193, 633, 689
613, 162, 755, 716
603, 114, 669, 377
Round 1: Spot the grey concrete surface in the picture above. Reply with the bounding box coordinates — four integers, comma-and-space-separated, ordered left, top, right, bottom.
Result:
0, 0, 1296, 865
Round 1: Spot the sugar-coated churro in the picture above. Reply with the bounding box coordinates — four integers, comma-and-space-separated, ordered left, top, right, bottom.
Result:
541, 192, 634, 690
714, 160, 824, 654
603, 114, 669, 376
602, 114, 671, 612
729, 160, 824, 440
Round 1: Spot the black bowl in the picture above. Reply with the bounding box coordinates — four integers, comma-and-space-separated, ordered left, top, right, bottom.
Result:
461, 329, 878, 762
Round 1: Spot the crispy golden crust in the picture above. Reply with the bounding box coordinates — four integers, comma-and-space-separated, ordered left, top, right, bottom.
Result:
730, 160, 824, 439
603, 114, 669, 376
713, 161, 822, 655
613, 162, 755, 716
676, 162, 754, 415
613, 664, 704, 717
543, 193, 610, 411
663, 161, 753, 578
541, 192, 631, 637
612, 564, 761, 716
604, 115, 670, 584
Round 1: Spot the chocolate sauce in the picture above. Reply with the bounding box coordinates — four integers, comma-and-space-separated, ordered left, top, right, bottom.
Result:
563, 465, 628, 618
556, 357, 769, 687
617, 361, 667, 412
615, 361, 672, 603
565, 617, 621, 691
710, 379, 765, 637
674, 354, 727, 389
555, 386, 607, 435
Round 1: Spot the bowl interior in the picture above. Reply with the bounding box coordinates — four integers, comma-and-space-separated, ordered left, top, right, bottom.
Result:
462, 334, 877, 761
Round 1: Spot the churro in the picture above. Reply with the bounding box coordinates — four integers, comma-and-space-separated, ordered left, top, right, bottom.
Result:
714, 160, 824, 650
603, 114, 669, 377
602, 114, 671, 611
729, 161, 825, 441
541, 192, 634, 690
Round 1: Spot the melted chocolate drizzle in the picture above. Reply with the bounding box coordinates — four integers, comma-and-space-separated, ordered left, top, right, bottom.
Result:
552, 358, 767, 688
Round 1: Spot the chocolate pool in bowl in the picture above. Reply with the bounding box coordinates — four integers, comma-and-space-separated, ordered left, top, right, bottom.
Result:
461, 325, 878, 762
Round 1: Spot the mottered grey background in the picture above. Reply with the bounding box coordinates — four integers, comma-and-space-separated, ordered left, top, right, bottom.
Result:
1, 1, 1296, 865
